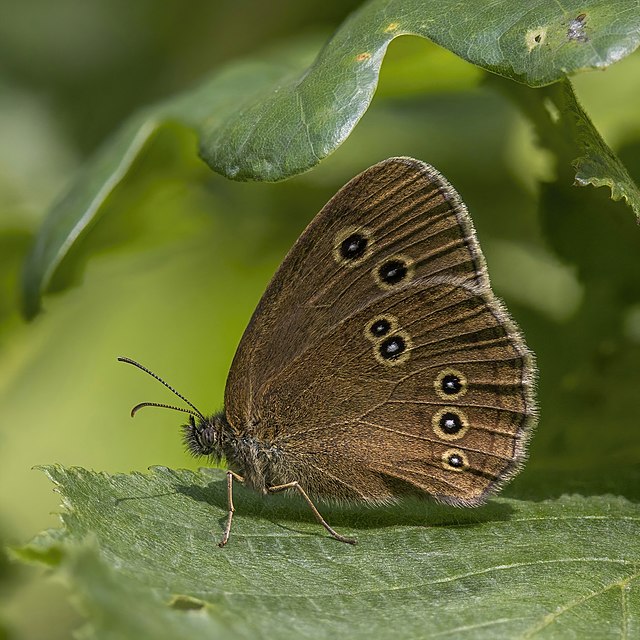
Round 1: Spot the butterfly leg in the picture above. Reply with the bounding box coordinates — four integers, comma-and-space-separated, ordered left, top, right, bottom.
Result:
219, 470, 244, 548
268, 481, 357, 545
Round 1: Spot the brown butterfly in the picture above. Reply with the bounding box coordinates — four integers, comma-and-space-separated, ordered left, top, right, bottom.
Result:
120, 157, 537, 546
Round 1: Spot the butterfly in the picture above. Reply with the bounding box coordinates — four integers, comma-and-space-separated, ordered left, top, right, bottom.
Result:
120, 157, 537, 546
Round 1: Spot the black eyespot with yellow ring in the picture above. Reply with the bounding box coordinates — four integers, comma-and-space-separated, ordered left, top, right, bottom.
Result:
333, 226, 373, 266
442, 448, 469, 472
432, 407, 469, 441
435, 368, 468, 400
364, 314, 399, 343
373, 254, 414, 289
373, 330, 412, 366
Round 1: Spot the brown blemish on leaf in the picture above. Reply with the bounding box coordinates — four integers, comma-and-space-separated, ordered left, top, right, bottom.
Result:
526, 28, 547, 51
568, 13, 588, 42
384, 22, 400, 33
356, 52, 372, 62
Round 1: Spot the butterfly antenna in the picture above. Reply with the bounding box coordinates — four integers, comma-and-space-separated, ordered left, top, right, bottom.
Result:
117, 357, 206, 421
130, 402, 200, 419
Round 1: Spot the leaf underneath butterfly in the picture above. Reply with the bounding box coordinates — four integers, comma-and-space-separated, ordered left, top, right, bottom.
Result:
21, 1, 640, 318
14, 465, 640, 640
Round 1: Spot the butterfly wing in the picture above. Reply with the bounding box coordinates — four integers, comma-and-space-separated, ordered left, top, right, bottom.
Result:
226, 157, 489, 424
261, 277, 535, 505
224, 157, 536, 505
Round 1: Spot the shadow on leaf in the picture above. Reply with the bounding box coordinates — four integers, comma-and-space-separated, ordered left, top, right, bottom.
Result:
175, 473, 515, 540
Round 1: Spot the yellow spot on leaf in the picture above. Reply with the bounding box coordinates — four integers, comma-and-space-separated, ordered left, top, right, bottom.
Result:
356, 52, 372, 62
384, 22, 400, 33
525, 27, 547, 51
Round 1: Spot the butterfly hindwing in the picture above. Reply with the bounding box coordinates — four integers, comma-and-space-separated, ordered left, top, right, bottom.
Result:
260, 278, 534, 504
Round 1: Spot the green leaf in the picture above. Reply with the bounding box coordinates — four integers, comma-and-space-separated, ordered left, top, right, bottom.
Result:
199, 0, 640, 180
494, 77, 640, 220
21, 1, 640, 318
0, 540, 13, 640
19, 39, 320, 319
16, 465, 640, 639
51, 542, 236, 640
487, 75, 640, 470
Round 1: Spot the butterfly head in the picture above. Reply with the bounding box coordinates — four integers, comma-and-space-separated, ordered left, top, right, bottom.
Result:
182, 412, 226, 459
118, 356, 226, 460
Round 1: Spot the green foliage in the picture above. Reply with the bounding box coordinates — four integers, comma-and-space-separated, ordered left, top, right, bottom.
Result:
496, 78, 640, 217
15, 465, 640, 639
20, 0, 640, 317
3, 0, 640, 638
199, 0, 640, 178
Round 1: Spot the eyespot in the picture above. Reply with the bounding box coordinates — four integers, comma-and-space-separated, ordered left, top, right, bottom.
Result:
432, 407, 469, 441
373, 255, 414, 289
379, 259, 407, 284
442, 448, 468, 472
341, 234, 367, 260
333, 226, 372, 265
435, 368, 467, 400
374, 331, 412, 366
442, 375, 462, 394
440, 413, 462, 434
380, 336, 405, 358
364, 314, 399, 344
370, 318, 391, 338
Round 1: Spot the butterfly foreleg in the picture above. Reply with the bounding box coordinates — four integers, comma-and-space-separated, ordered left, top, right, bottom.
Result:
268, 481, 357, 545
218, 470, 245, 548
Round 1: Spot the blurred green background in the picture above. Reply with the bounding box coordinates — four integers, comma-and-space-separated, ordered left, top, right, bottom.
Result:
1, 1, 639, 638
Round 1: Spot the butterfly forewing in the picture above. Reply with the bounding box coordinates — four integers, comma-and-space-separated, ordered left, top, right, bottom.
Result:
224, 157, 536, 505
226, 159, 488, 422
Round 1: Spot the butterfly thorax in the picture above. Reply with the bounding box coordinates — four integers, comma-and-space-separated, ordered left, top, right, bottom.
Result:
182, 411, 283, 493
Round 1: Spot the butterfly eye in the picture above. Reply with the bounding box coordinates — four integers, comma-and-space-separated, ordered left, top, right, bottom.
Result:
442, 449, 469, 472
433, 408, 469, 440
435, 369, 467, 399
370, 318, 391, 338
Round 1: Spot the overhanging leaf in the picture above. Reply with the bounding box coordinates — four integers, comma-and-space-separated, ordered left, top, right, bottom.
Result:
19, 49, 316, 319
199, 0, 640, 180
15, 465, 640, 639
21, 1, 640, 318
495, 76, 640, 220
